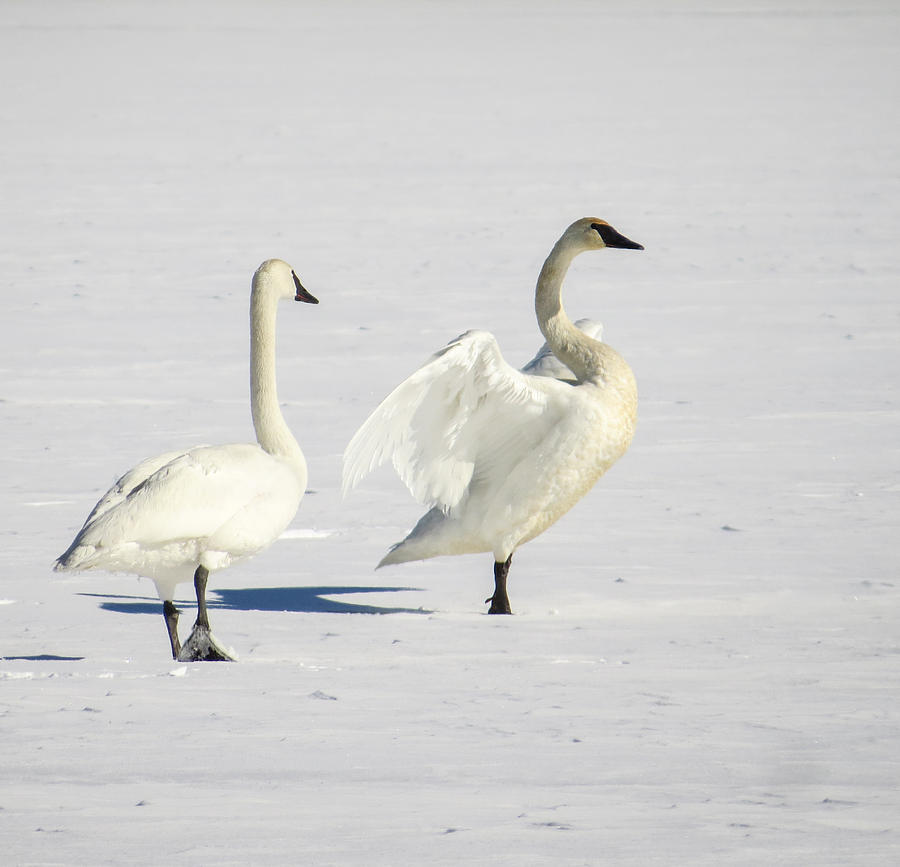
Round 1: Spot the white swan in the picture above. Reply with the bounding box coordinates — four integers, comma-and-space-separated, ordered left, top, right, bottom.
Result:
342, 218, 642, 613
54, 259, 318, 660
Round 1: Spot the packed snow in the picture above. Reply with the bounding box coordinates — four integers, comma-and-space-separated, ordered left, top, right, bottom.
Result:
1, 1, 898, 864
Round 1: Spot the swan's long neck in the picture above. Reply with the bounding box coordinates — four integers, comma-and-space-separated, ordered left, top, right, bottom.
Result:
535, 236, 604, 383
535, 235, 635, 390
249, 287, 307, 482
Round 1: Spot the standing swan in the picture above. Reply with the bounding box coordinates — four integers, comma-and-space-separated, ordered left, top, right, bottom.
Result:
342, 218, 642, 613
54, 259, 318, 660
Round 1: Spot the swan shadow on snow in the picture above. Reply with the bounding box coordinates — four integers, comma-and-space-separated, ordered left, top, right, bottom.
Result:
81, 585, 431, 616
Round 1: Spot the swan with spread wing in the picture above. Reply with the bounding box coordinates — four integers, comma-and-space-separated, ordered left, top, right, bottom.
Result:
343, 218, 643, 613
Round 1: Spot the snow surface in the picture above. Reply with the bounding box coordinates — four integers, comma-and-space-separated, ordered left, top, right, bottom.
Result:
1, 1, 898, 864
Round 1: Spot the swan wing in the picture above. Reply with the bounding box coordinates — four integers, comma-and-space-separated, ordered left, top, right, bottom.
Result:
82, 448, 197, 525
343, 329, 571, 511
58, 444, 301, 568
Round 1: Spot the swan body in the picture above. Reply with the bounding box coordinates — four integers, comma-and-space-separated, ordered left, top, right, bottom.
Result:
342, 218, 642, 613
55, 259, 318, 659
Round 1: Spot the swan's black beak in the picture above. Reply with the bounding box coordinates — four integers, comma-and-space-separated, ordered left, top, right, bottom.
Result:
592, 223, 644, 250
292, 271, 319, 304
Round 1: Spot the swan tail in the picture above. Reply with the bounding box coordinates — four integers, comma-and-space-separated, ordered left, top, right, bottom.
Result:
53, 544, 97, 572
376, 506, 491, 567
377, 542, 426, 568
376, 506, 448, 567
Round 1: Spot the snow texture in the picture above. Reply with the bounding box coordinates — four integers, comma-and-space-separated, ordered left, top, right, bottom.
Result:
1, 1, 898, 864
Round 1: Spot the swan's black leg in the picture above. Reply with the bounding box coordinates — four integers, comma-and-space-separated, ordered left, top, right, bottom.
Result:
486, 554, 513, 614
163, 600, 181, 659
193, 564, 211, 629
175, 564, 235, 662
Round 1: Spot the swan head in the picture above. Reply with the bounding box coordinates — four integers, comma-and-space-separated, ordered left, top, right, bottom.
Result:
253, 258, 319, 304
565, 217, 644, 252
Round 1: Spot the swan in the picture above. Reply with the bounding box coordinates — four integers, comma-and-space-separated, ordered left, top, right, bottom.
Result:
342, 218, 642, 614
54, 259, 318, 660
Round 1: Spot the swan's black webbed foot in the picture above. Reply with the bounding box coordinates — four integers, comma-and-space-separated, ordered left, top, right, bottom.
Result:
486, 593, 512, 614
176, 623, 236, 662
486, 555, 513, 614
163, 600, 181, 659
173, 564, 236, 661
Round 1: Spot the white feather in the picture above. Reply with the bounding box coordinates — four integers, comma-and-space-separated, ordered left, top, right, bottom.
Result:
344, 329, 577, 511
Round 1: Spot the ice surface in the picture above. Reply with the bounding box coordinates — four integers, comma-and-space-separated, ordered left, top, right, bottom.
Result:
1, 1, 898, 864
